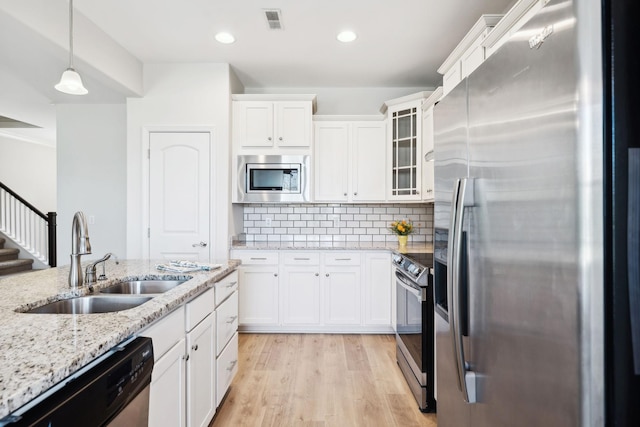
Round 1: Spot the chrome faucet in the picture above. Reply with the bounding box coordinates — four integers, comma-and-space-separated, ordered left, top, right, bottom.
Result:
69, 211, 91, 288
85, 253, 118, 285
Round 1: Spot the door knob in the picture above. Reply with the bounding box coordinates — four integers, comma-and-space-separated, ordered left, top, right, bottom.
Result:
192, 241, 208, 247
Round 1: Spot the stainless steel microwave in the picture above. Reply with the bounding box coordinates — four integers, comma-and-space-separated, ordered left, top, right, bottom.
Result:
235, 155, 310, 203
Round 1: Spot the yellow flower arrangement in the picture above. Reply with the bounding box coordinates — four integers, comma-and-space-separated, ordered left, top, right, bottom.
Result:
389, 219, 414, 236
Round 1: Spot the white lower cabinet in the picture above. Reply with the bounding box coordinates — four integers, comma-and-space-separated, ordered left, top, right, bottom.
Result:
216, 332, 239, 407
281, 252, 321, 325
148, 337, 186, 427
232, 249, 393, 333
323, 253, 361, 325
186, 313, 216, 427
143, 271, 240, 427
364, 252, 392, 326
213, 271, 239, 407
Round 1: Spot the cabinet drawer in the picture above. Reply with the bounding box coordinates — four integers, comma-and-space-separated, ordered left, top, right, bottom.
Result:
233, 250, 279, 265
185, 288, 215, 331
323, 252, 361, 266
216, 332, 239, 408
216, 291, 238, 356
214, 270, 238, 307
282, 252, 320, 265
141, 306, 185, 361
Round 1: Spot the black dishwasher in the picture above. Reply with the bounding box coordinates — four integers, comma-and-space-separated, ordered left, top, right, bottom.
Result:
0, 337, 154, 427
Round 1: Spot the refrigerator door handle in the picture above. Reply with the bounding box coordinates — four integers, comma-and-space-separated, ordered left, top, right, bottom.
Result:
450, 177, 477, 403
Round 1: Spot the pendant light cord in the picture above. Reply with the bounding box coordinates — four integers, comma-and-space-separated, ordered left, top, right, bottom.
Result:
68, 0, 74, 69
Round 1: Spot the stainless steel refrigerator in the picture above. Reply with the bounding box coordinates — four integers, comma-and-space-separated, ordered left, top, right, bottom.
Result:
433, 0, 640, 425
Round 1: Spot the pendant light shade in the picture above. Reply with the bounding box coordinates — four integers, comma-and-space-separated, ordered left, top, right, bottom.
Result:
55, 0, 88, 95
55, 68, 88, 95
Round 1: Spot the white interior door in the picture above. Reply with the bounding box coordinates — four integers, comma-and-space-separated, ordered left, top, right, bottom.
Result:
149, 132, 210, 261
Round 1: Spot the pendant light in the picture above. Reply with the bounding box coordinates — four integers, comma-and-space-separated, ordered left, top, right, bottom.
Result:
55, 0, 88, 95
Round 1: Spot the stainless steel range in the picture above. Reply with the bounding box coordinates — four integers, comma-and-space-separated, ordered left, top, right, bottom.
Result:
393, 251, 435, 412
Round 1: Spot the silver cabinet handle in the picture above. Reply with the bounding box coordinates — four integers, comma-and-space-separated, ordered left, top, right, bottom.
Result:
268, 137, 272, 141
226, 359, 238, 371
226, 315, 238, 324
335, 258, 351, 261
294, 257, 310, 261
315, 273, 319, 276
274, 273, 278, 277
354, 192, 358, 196
250, 257, 267, 260
325, 273, 329, 277
425, 150, 435, 161
344, 193, 348, 196
184, 354, 190, 361
192, 241, 207, 247
448, 177, 477, 404
278, 137, 283, 141
226, 281, 238, 288
192, 344, 198, 351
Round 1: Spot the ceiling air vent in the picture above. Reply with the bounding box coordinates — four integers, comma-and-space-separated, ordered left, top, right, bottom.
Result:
263, 9, 283, 30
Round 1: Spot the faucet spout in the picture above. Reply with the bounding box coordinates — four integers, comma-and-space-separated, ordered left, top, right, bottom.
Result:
69, 211, 92, 288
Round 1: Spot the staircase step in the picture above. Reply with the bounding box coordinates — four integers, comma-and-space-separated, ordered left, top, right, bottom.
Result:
0, 237, 5, 249
0, 248, 19, 262
0, 259, 34, 276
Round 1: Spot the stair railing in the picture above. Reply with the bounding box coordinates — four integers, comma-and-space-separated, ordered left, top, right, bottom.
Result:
0, 182, 57, 267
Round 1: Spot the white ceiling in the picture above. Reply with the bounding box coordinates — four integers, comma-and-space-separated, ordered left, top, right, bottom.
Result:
0, 0, 514, 145
75, 0, 513, 88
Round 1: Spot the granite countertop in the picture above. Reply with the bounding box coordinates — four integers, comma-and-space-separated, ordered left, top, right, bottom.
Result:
0, 259, 239, 418
231, 240, 434, 254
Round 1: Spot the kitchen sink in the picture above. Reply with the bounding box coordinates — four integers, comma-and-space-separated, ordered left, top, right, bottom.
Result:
24, 295, 153, 314
100, 279, 187, 295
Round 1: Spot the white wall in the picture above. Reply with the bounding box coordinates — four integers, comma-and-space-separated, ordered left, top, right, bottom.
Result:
244, 86, 432, 115
0, 135, 56, 212
56, 104, 127, 264
126, 63, 233, 261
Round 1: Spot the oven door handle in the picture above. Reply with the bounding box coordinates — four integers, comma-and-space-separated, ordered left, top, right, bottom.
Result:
396, 272, 424, 302
448, 177, 477, 404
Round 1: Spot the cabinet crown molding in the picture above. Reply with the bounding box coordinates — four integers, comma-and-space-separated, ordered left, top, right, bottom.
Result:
231, 94, 317, 113
482, 0, 542, 49
437, 14, 504, 74
379, 90, 433, 114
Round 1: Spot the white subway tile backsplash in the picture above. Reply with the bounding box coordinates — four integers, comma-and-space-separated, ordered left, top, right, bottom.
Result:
241, 203, 434, 244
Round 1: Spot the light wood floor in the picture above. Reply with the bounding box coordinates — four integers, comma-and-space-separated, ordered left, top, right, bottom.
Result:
210, 333, 437, 427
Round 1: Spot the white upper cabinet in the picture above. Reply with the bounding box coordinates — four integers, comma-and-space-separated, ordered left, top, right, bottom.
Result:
421, 88, 443, 202
314, 119, 386, 202
382, 92, 432, 201
232, 94, 316, 153
437, 14, 503, 96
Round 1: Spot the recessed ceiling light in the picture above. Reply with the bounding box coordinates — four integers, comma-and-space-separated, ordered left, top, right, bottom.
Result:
337, 30, 357, 43
215, 32, 236, 44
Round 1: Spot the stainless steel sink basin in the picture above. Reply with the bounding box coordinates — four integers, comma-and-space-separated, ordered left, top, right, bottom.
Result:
25, 295, 153, 314
100, 280, 187, 295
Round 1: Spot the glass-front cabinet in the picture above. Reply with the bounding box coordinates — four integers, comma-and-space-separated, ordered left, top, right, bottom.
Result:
391, 105, 419, 197
384, 92, 429, 201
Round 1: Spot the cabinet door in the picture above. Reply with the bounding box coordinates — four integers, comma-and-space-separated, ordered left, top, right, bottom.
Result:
389, 101, 422, 201
422, 106, 435, 202
275, 102, 312, 147
234, 101, 274, 148
281, 266, 321, 325
238, 266, 279, 325
149, 338, 186, 427
352, 122, 387, 201
314, 122, 349, 201
364, 252, 392, 326
323, 266, 361, 325
186, 314, 216, 427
